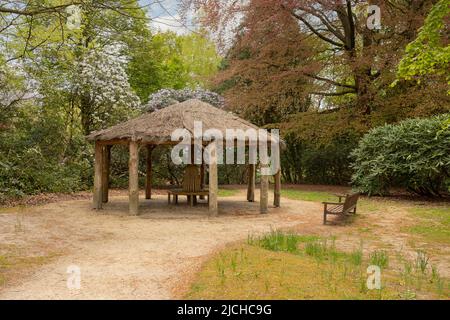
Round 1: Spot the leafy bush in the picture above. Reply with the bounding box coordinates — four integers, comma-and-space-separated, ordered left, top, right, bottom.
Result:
351, 115, 450, 196
0, 148, 91, 202
0, 104, 92, 202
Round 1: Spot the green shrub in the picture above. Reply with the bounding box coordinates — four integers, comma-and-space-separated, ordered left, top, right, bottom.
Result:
351, 115, 450, 197
0, 104, 93, 201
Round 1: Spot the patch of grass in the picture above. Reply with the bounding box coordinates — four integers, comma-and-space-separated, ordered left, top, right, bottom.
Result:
187, 231, 449, 300
186, 244, 395, 300
405, 207, 450, 244
0, 255, 10, 268
349, 244, 363, 266
281, 190, 381, 215
358, 199, 382, 212
369, 250, 389, 269
305, 239, 333, 260
415, 251, 429, 274
358, 227, 372, 233
248, 230, 318, 253
281, 190, 337, 202
303, 238, 349, 264
0, 246, 60, 288
218, 189, 239, 197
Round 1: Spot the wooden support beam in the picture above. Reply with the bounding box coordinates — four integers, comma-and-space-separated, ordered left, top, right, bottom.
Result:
200, 162, 205, 199
274, 169, 281, 208
247, 164, 255, 202
145, 145, 154, 200
93, 141, 103, 210
102, 145, 111, 203
208, 142, 218, 216
129, 141, 139, 215
260, 169, 269, 214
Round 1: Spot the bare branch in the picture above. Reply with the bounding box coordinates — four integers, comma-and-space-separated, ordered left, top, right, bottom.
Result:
310, 89, 356, 96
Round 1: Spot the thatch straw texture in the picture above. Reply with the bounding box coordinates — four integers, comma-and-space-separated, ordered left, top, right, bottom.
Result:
87, 99, 274, 144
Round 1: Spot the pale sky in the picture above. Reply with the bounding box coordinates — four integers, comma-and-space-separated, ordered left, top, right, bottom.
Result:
139, 0, 193, 34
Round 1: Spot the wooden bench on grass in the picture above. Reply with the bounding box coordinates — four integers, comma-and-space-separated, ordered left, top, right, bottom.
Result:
323, 193, 360, 225
168, 189, 209, 206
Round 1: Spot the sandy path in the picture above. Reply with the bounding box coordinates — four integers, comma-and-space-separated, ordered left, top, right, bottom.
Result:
1, 189, 448, 299
0, 190, 321, 299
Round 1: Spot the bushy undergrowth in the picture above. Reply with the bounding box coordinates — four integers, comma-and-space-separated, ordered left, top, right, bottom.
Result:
351, 115, 450, 197
0, 107, 92, 202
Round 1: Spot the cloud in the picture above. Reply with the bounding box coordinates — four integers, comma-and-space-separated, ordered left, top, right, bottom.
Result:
151, 14, 190, 34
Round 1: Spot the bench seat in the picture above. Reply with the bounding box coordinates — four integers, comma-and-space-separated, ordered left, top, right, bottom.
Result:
168, 189, 209, 206
323, 193, 359, 224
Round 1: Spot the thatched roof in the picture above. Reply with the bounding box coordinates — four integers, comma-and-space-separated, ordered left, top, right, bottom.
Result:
87, 99, 274, 144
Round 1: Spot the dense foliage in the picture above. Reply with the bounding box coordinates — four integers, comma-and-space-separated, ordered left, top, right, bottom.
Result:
351, 115, 450, 197
396, 0, 450, 90
1, 1, 449, 201
186, 0, 450, 189
0, 1, 221, 201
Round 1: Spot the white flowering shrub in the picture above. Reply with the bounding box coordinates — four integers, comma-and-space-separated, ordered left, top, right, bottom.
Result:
76, 49, 141, 128
0, 61, 29, 124
145, 88, 224, 112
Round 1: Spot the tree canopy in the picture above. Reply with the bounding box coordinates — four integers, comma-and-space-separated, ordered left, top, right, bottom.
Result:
1, 0, 449, 200
396, 0, 450, 90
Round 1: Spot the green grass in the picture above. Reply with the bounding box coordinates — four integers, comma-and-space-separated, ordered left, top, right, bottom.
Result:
281, 189, 381, 215
405, 207, 450, 244
349, 246, 363, 266
186, 230, 449, 300
369, 250, 389, 269
187, 244, 394, 300
218, 189, 239, 197
248, 230, 318, 253
281, 189, 338, 202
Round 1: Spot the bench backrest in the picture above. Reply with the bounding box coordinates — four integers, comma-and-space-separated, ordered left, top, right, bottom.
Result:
343, 193, 360, 212
182, 165, 201, 192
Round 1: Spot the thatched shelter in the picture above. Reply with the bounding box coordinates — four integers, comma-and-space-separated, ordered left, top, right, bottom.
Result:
86, 99, 281, 215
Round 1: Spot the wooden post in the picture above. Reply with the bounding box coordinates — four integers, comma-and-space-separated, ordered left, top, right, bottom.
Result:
145, 145, 154, 200
102, 145, 111, 203
93, 141, 103, 210
274, 169, 281, 207
247, 164, 255, 202
129, 141, 139, 215
200, 162, 205, 199
208, 142, 218, 215
260, 168, 269, 214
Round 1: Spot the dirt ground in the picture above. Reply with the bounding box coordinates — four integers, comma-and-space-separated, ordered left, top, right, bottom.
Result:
0, 188, 448, 300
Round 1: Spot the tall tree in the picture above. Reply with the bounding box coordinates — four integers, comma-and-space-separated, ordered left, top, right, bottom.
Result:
183, 0, 437, 114
211, 2, 316, 124
5, 0, 148, 135
396, 0, 450, 89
